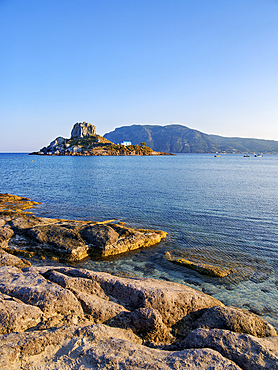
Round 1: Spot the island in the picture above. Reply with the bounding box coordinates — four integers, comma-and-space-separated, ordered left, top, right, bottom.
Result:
30, 122, 173, 156
0, 193, 277, 369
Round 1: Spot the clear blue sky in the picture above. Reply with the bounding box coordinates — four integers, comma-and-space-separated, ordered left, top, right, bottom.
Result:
1, 0, 278, 152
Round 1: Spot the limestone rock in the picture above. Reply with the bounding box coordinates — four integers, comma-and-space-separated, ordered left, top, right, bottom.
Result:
0, 324, 241, 370
182, 328, 278, 370
80, 224, 119, 254
0, 266, 84, 318
9, 215, 41, 232
26, 224, 89, 261
0, 292, 42, 334
81, 223, 167, 257
0, 249, 31, 269
193, 305, 277, 338
43, 269, 108, 299
0, 226, 14, 248
71, 289, 129, 323
71, 122, 96, 138
41, 267, 223, 326
109, 307, 172, 343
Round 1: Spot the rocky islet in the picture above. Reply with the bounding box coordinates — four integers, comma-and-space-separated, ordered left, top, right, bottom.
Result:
30, 121, 173, 156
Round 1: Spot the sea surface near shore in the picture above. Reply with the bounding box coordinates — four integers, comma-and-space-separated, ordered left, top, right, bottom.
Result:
1, 152, 278, 330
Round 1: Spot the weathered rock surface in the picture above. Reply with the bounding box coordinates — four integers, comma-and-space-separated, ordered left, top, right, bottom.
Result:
193, 305, 277, 338
42, 266, 223, 326
0, 226, 14, 248
0, 266, 84, 318
0, 248, 31, 269
71, 121, 97, 138
108, 307, 173, 343
26, 224, 90, 261
0, 292, 42, 334
0, 261, 277, 369
181, 328, 278, 370
0, 324, 241, 370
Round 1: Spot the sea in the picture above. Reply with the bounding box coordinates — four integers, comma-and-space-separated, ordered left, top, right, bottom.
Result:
1, 152, 278, 330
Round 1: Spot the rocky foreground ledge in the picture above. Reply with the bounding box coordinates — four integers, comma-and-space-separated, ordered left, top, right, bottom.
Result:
0, 194, 278, 369
0, 255, 277, 369
0, 193, 167, 262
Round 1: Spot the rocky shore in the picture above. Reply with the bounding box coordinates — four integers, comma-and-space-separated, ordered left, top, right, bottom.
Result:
0, 194, 278, 369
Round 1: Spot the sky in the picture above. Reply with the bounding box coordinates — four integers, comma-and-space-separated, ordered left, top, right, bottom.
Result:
1, 0, 278, 152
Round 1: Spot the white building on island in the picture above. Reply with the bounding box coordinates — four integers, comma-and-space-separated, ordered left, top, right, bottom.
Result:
120, 141, 132, 146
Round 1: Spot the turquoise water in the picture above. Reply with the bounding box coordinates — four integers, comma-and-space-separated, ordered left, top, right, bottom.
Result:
1, 153, 278, 329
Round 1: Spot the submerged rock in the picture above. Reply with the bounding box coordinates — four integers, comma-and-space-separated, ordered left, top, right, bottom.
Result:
165, 252, 233, 277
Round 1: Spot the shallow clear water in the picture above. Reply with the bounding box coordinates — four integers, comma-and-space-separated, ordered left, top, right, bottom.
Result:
1, 153, 278, 329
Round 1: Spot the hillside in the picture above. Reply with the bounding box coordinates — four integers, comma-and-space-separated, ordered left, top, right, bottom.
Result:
208, 134, 278, 154
104, 125, 219, 153
104, 124, 278, 153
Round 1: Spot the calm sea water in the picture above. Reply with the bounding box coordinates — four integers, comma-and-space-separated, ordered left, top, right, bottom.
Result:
1, 153, 278, 329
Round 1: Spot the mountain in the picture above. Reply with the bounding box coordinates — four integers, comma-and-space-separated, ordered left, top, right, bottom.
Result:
104, 124, 278, 153
208, 134, 278, 154
104, 125, 219, 153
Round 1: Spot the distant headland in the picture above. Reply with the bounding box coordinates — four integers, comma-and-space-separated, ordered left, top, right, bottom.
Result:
30, 122, 173, 156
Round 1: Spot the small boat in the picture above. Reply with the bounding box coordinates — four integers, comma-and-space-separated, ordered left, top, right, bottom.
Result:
214, 155, 220, 157
243, 155, 250, 157
254, 154, 263, 157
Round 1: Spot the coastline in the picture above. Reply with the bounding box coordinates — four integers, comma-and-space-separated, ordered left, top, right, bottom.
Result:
0, 193, 278, 369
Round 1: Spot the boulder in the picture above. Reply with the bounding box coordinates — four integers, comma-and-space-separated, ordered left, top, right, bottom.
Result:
0, 324, 241, 370
108, 307, 172, 343
182, 328, 278, 370
0, 292, 42, 334
0, 266, 84, 318
71, 122, 96, 138
193, 306, 277, 338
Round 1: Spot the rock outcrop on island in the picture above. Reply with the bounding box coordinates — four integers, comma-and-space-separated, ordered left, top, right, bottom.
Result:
0, 193, 278, 369
30, 121, 172, 156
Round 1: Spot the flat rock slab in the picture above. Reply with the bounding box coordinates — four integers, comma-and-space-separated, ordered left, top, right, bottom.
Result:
1, 193, 167, 262
0, 324, 241, 370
